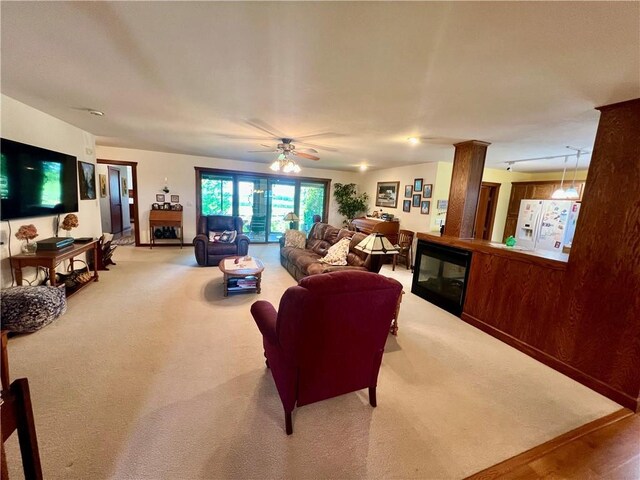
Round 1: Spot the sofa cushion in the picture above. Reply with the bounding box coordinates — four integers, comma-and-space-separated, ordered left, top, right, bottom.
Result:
284, 229, 306, 249
319, 237, 351, 266
307, 263, 369, 276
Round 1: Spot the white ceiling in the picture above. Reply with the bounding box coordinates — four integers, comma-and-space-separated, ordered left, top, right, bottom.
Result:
1, 2, 638, 172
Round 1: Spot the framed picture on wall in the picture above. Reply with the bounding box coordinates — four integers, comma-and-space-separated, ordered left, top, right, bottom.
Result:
421, 200, 430, 214
156, 194, 165, 202
403, 200, 411, 212
78, 161, 96, 200
412, 194, 421, 207
171, 195, 180, 203
404, 185, 413, 198
99, 174, 107, 198
423, 184, 432, 198
375, 181, 400, 208
413, 178, 423, 192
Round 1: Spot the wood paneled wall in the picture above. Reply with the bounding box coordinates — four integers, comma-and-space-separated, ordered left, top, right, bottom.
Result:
461, 99, 640, 410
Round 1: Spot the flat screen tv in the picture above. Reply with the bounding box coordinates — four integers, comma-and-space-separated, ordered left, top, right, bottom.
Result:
1, 138, 79, 221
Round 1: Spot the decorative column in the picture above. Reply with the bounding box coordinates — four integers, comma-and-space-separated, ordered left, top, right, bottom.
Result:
443, 140, 491, 238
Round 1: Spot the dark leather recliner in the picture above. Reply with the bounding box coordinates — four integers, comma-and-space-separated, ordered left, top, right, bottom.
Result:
250, 270, 403, 434
193, 215, 250, 266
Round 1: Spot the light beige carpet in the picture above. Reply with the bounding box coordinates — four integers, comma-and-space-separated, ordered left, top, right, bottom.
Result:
4, 244, 621, 479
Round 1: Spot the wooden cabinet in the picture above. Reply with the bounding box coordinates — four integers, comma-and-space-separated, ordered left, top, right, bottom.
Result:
149, 210, 183, 248
503, 180, 586, 241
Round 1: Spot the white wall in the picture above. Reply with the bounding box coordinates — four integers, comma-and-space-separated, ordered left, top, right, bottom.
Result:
95, 146, 360, 243
0, 95, 102, 287
360, 162, 440, 236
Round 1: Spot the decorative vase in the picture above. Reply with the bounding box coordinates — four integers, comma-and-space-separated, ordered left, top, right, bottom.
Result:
21, 241, 37, 255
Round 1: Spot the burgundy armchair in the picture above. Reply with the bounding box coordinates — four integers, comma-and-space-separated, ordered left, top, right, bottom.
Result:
193, 215, 250, 266
250, 270, 403, 434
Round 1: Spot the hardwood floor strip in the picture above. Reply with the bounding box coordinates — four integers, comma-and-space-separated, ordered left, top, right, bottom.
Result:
465, 408, 634, 480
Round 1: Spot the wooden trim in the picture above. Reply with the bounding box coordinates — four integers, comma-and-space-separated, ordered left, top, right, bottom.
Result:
461, 312, 640, 411
97, 159, 140, 247
465, 408, 634, 480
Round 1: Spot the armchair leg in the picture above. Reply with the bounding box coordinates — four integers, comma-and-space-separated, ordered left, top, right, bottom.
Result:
369, 386, 377, 407
285, 410, 293, 435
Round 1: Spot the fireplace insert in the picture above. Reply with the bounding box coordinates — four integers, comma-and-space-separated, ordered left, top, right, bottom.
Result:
411, 240, 472, 316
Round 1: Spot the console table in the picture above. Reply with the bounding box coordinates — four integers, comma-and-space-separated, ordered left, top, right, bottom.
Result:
149, 210, 183, 249
10, 240, 99, 298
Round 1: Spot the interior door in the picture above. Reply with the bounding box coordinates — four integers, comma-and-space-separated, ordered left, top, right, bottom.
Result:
474, 182, 500, 240
108, 167, 123, 234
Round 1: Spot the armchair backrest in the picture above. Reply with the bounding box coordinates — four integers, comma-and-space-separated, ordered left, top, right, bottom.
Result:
197, 215, 243, 236
276, 270, 402, 406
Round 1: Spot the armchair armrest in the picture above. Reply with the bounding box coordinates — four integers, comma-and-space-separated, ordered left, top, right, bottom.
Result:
279, 236, 286, 248
251, 300, 278, 345
193, 233, 209, 266
236, 233, 250, 256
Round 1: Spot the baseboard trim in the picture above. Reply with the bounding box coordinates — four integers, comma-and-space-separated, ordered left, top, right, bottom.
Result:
465, 408, 634, 480
461, 313, 640, 412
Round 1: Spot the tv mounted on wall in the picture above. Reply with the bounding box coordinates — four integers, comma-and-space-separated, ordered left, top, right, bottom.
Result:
1, 138, 79, 221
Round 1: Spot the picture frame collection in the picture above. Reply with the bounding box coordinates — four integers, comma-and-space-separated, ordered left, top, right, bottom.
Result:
401, 178, 432, 214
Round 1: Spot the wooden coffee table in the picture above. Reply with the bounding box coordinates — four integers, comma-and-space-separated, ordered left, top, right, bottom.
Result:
219, 256, 264, 297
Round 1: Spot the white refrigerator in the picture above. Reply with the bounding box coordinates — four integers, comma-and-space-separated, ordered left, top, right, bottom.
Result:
515, 199, 579, 252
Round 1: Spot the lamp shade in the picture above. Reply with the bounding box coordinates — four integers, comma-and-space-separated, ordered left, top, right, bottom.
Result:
284, 212, 299, 221
354, 233, 399, 255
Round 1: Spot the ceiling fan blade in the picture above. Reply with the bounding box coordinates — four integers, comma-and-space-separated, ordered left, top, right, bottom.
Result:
210, 133, 270, 141
248, 149, 278, 153
244, 119, 287, 139
260, 144, 274, 149
297, 147, 318, 154
295, 132, 345, 141
293, 151, 320, 161
297, 141, 338, 152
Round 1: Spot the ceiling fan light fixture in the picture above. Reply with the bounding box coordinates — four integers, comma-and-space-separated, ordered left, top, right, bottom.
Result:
407, 137, 420, 145
269, 160, 280, 172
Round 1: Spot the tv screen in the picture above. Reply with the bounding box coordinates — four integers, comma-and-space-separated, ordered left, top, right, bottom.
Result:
1, 138, 79, 221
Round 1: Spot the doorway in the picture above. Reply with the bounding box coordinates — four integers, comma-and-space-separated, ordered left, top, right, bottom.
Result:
108, 167, 123, 235
97, 159, 140, 246
474, 182, 501, 240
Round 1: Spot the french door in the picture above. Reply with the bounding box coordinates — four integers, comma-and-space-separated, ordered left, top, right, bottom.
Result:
196, 168, 330, 243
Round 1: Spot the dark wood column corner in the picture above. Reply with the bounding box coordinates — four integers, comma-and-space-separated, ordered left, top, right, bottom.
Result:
444, 140, 491, 239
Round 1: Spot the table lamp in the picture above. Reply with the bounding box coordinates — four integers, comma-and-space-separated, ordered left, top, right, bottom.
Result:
284, 212, 299, 229
354, 232, 399, 273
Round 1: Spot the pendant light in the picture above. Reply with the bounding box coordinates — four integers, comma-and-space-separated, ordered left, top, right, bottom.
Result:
551, 156, 569, 199
564, 150, 581, 199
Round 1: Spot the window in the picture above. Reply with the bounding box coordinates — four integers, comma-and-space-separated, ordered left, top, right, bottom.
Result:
196, 168, 330, 243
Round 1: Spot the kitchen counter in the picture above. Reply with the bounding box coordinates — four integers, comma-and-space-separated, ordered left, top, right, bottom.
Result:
416, 232, 568, 270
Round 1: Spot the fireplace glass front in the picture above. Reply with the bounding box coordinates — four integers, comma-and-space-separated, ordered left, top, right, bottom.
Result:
411, 240, 472, 316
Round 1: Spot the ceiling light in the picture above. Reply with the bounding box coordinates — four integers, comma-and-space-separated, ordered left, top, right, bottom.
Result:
270, 153, 301, 173
407, 137, 420, 145
88, 109, 104, 116
359, 164, 368, 171
551, 156, 570, 199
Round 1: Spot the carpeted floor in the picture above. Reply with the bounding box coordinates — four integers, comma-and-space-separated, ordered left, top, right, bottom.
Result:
4, 244, 621, 479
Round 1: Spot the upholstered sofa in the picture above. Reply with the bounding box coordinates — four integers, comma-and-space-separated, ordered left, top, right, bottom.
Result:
279, 222, 372, 281
193, 215, 250, 266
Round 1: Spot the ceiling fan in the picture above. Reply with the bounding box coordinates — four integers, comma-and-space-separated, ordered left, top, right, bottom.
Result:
249, 138, 320, 161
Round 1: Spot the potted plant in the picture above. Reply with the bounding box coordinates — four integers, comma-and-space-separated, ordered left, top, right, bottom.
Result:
333, 183, 369, 227
15, 224, 39, 254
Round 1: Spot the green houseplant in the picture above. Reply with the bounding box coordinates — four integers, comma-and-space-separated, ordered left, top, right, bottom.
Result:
333, 183, 369, 226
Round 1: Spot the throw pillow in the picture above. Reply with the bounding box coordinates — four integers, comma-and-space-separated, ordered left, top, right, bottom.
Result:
208, 231, 222, 242
319, 237, 351, 266
217, 230, 238, 243
284, 229, 306, 249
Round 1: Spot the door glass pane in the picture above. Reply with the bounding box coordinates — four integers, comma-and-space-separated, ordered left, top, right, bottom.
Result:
269, 181, 295, 241
238, 178, 268, 242
300, 182, 325, 233
201, 175, 233, 215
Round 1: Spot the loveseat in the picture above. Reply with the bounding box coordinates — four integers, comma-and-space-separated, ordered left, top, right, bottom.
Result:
279, 222, 371, 281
